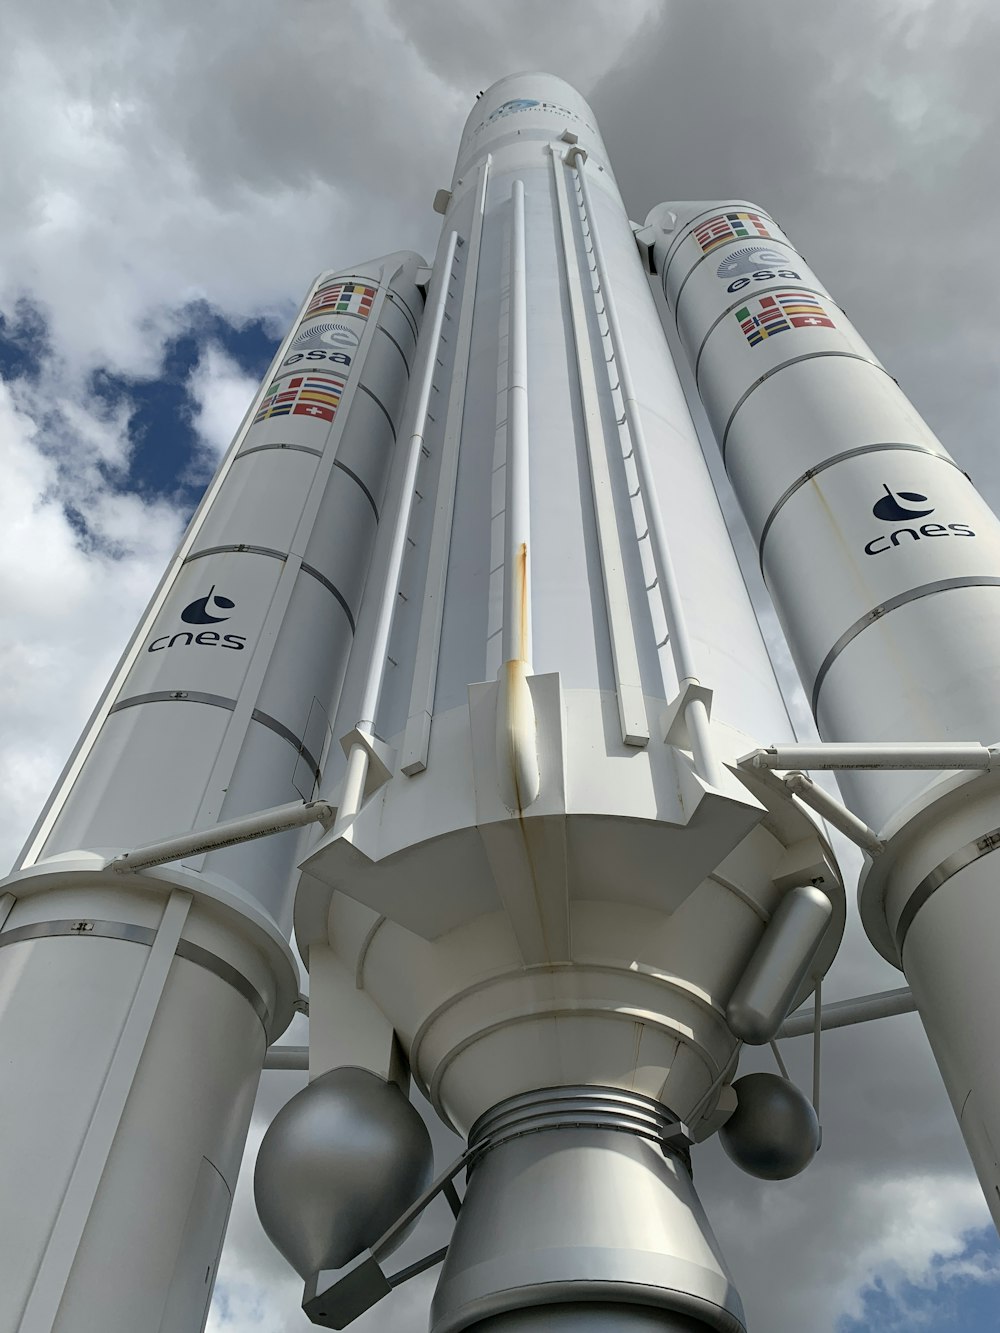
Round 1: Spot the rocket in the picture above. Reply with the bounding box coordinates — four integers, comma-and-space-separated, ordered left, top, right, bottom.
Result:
0, 69, 996, 1333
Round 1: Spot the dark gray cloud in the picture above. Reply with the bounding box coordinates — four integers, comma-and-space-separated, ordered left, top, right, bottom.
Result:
592, 0, 1000, 493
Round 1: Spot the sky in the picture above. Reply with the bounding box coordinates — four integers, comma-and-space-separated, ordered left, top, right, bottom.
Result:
4, 0, 1000, 1329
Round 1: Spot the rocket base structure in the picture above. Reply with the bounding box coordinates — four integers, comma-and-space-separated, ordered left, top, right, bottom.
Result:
7, 67, 1000, 1333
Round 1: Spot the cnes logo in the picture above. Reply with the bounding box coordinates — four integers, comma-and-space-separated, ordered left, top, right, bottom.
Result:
181, 588, 235, 624
148, 587, 247, 652
864, 485, 974, 556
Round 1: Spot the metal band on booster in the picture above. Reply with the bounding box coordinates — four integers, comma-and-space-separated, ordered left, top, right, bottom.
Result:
896, 826, 1000, 958
720, 352, 894, 463
809, 576, 1000, 716
0, 918, 270, 1028
756, 444, 966, 569
109, 692, 324, 787
183, 544, 359, 631
232, 445, 381, 517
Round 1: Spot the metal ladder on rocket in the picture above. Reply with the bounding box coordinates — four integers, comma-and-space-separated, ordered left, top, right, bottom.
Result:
0, 70, 996, 1333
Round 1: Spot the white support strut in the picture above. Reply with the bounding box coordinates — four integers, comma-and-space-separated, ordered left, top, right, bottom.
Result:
108, 799, 336, 874
502, 180, 532, 673
782, 772, 885, 858
779, 985, 916, 1039
740, 743, 999, 772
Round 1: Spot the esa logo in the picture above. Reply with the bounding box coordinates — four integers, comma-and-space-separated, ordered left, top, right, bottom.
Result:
148, 588, 246, 652
718, 246, 801, 294
283, 321, 358, 371
863, 485, 975, 556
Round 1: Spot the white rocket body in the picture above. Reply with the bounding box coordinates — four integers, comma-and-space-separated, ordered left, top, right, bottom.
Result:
647, 200, 1000, 1228
294, 76, 844, 1331
15, 63, 998, 1333
0, 255, 424, 1330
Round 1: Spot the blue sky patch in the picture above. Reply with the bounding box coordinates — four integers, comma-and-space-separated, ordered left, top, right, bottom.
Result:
839, 1227, 1000, 1332
91, 300, 282, 507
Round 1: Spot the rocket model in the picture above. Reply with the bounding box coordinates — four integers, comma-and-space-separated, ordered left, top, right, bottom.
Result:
1, 70, 997, 1333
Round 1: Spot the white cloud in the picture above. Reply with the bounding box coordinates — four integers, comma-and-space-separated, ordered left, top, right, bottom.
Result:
187, 342, 260, 461
0, 373, 183, 864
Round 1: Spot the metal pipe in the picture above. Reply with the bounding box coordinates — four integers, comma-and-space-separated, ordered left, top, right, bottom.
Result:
768, 1039, 790, 1081
811, 975, 822, 1117
108, 799, 335, 874
263, 1045, 309, 1071
740, 743, 996, 772
777, 985, 916, 1039
503, 180, 531, 670
333, 231, 460, 836
782, 771, 885, 857
572, 150, 722, 788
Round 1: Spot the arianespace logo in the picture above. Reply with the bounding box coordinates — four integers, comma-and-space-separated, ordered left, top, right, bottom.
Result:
147, 587, 247, 652
479, 97, 592, 132
488, 97, 540, 121
864, 484, 975, 556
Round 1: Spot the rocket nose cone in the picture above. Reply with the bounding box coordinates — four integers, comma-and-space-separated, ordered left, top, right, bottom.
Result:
455, 72, 607, 179
478, 70, 585, 103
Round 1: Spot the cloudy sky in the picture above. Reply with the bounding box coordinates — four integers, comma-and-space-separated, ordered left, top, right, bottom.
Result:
4, 1, 1000, 1330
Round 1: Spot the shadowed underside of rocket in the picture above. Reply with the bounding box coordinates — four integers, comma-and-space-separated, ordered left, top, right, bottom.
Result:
1, 71, 999, 1333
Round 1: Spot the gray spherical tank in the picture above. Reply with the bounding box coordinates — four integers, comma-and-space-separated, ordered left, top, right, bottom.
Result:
254, 1066, 433, 1280
719, 1073, 819, 1181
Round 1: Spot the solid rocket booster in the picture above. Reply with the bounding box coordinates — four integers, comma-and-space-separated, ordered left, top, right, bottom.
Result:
0, 253, 424, 1330
646, 200, 1000, 1227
